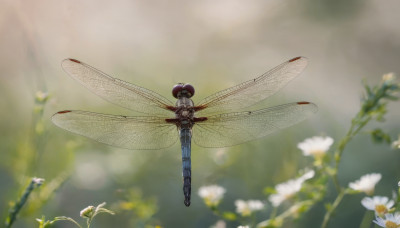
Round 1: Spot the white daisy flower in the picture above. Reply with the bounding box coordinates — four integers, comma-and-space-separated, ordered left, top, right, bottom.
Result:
374, 212, 400, 228
361, 196, 394, 216
210, 220, 226, 228
198, 185, 226, 207
297, 136, 334, 158
349, 173, 381, 195
269, 170, 315, 207
237, 226, 249, 228
392, 135, 400, 149
235, 199, 264, 216
382, 72, 396, 84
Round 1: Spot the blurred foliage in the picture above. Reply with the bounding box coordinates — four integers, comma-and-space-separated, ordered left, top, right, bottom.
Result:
304, 0, 365, 22
369, 129, 391, 144
112, 188, 159, 227
198, 74, 400, 228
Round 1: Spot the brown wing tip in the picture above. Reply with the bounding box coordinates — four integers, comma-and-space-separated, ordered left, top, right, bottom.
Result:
289, 56, 302, 62
69, 59, 81, 63
57, 110, 72, 114
297, 101, 318, 113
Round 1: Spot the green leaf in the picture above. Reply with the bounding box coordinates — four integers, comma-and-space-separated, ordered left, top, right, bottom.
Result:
222, 211, 237, 221
369, 129, 391, 144
324, 203, 332, 212
263, 187, 277, 195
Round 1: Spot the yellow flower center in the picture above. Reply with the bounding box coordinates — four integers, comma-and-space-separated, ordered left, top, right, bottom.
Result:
311, 150, 325, 157
241, 208, 251, 217
375, 204, 387, 215
385, 220, 398, 228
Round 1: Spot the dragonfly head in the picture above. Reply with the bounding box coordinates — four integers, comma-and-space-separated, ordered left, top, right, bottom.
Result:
172, 83, 195, 99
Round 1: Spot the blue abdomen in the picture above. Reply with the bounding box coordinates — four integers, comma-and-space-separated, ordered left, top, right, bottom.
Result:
180, 128, 191, 207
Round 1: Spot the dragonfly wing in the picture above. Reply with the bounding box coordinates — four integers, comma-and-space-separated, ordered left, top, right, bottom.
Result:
196, 57, 308, 115
193, 102, 317, 148
52, 110, 178, 150
61, 59, 175, 116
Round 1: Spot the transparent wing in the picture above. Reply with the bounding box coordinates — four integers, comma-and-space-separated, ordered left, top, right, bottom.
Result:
52, 110, 178, 150
61, 59, 175, 116
193, 102, 317, 148
196, 57, 308, 115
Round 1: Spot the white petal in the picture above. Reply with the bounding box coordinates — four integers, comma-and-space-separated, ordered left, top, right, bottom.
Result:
361, 197, 375, 210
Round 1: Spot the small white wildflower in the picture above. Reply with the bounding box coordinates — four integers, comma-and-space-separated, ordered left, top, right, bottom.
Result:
269, 170, 315, 207
382, 73, 395, 84
35, 91, 49, 102
80, 202, 114, 219
361, 196, 394, 216
32, 177, 45, 186
374, 212, 400, 228
349, 173, 381, 195
299, 169, 315, 181
210, 220, 226, 228
235, 199, 264, 216
198, 185, 226, 207
392, 135, 400, 149
297, 136, 333, 158
237, 226, 249, 228
80, 206, 95, 218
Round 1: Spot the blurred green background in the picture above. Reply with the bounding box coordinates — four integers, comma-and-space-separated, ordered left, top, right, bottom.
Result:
1, 0, 400, 227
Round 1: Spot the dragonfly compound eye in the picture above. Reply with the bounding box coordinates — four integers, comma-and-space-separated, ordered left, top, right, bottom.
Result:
183, 84, 195, 98
172, 84, 184, 98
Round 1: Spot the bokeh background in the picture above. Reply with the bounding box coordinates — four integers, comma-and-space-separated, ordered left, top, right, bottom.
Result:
1, 0, 400, 227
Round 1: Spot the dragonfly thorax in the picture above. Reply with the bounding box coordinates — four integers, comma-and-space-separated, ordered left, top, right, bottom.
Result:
176, 97, 194, 108
175, 97, 195, 128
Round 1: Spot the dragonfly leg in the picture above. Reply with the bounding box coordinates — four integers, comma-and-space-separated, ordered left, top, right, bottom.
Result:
180, 128, 191, 207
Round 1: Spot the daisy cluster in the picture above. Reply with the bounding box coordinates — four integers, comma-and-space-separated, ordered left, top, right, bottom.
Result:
198, 185, 265, 217
199, 133, 399, 227
347, 172, 400, 228
348, 174, 400, 227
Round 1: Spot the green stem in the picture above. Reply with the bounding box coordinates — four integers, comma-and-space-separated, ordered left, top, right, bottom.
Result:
334, 130, 353, 170
332, 116, 371, 190
257, 200, 314, 228
321, 190, 346, 228
332, 175, 341, 193
251, 213, 257, 228
359, 211, 374, 228
269, 207, 277, 220
5, 178, 44, 228
331, 128, 353, 193
87, 216, 94, 228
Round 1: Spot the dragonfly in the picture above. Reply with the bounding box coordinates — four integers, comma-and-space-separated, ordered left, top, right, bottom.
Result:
52, 56, 317, 207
